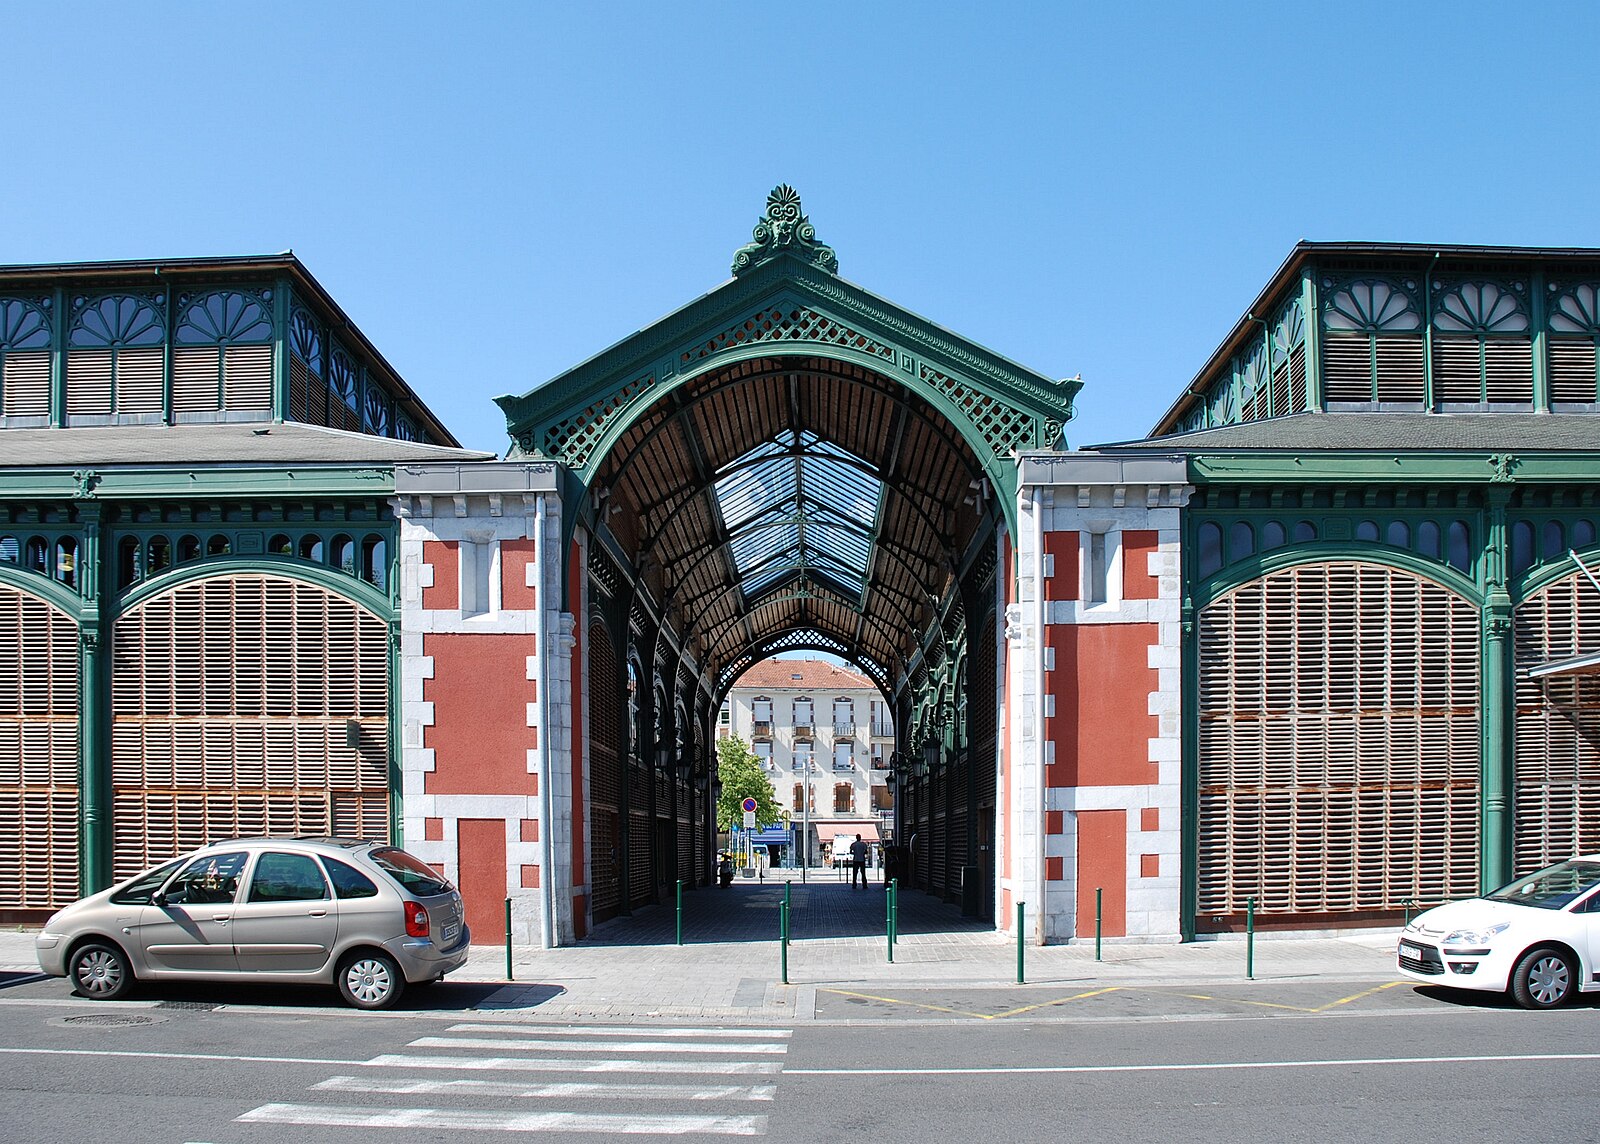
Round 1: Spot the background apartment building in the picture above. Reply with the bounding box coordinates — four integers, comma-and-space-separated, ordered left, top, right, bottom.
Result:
719, 659, 894, 865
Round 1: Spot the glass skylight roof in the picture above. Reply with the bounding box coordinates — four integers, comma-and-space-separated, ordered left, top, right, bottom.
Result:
713, 431, 882, 604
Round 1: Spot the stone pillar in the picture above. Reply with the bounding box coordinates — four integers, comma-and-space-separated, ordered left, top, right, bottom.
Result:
1015, 453, 1191, 943
393, 462, 574, 948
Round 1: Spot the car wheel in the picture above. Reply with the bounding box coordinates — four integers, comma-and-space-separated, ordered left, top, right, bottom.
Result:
336, 951, 405, 1010
1511, 946, 1576, 1010
69, 942, 134, 1001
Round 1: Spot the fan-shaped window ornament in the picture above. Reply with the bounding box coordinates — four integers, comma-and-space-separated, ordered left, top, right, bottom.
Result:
329, 348, 359, 411
1548, 284, 1600, 335
1208, 380, 1236, 424
70, 294, 165, 347
1239, 344, 1266, 403
289, 306, 323, 373
1323, 280, 1421, 332
395, 414, 417, 442
1273, 297, 1305, 354
176, 291, 273, 345
364, 385, 389, 435
0, 297, 52, 350
1433, 281, 1528, 333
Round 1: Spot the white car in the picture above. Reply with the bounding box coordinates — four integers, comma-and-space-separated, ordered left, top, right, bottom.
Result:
1397, 856, 1600, 1009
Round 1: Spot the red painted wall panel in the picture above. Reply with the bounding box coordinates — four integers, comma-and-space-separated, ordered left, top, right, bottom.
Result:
1077, 809, 1126, 937
1122, 530, 1159, 601
457, 818, 507, 945
422, 541, 459, 611
1046, 624, 1158, 788
501, 540, 538, 611
423, 633, 535, 796
1043, 530, 1079, 602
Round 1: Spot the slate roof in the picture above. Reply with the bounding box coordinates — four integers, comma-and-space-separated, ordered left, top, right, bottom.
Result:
0, 422, 495, 469
1095, 413, 1600, 453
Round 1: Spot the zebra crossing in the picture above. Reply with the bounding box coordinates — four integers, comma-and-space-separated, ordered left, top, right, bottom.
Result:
234, 1023, 791, 1135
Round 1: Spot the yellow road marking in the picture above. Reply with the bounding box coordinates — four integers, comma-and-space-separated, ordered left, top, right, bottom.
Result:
987, 988, 1122, 1019
1182, 981, 1408, 1014
820, 987, 1121, 1020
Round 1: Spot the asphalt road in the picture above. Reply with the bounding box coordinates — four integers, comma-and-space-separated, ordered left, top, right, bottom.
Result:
2, 974, 1597, 1142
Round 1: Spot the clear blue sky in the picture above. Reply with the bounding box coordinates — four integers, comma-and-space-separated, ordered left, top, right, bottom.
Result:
8, 4, 1600, 454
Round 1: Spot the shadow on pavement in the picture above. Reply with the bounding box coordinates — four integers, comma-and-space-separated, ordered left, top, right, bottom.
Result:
1413, 983, 1600, 1010
583, 879, 991, 946
48, 978, 528, 1013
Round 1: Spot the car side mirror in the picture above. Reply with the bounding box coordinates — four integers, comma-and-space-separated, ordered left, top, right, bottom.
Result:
150, 891, 167, 908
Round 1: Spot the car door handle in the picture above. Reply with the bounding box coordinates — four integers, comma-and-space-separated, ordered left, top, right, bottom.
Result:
308, 909, 328, 918
211, 915, 231, 923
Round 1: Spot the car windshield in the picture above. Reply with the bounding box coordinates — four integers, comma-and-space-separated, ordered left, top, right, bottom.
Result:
1485, 860, 1600, 910
369, 847, 453, 897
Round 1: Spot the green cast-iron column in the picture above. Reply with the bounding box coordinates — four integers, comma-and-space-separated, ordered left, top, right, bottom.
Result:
1481, 489, 1513, 892
78, 502, 111, 894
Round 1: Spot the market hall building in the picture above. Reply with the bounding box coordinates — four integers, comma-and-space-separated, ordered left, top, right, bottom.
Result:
5, 201, 1600, 948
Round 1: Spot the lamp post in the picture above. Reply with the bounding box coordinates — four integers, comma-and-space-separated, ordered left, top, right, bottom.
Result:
800, 757, 811, 884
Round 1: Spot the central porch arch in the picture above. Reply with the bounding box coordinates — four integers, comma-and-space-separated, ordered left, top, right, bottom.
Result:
498, 188, 1077, 936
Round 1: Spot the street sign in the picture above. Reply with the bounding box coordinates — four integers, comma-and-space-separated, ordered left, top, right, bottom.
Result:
743, 810, 756, 828
741, 797, 758, 813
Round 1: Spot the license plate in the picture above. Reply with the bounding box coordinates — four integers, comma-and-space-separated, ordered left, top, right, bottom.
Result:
1399, 941, 1422, 958
441, 922, 459, 944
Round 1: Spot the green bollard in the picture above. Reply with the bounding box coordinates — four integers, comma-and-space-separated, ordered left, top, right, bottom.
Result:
780, 900, 789, 985
886, 881, 893, 963
1095, 887, 1103, 961
676, 879, 684, 946
1016, 900, 1026, 984
1246, 895, 1256, 980
890, 879, 898, 948
504, 897, 513, 982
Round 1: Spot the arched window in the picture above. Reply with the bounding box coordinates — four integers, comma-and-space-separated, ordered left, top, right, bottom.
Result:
1418, 521, 1441, 559
1542, 521, 1566, 561
1575, 520, 1596, 550
1356, 520, 1379, 542
1262, 521, 1286, 550
1197, 522, 1223, 577
361, 535, 386, 589
146, 535, 171, 573
267, 534, 292, 557
1293, 520, 1318, 543
1511, 521, 1535, 578
1227, 521, 1255, 563
1386, 521, 1411, 548
207, 534, 231, 557
299, 535, 324, 562
54, 538, 78, 586
331, 535, 355, 575
0, 535, 17, 563
25, 537, 47, 573
118, 536, 142, 588
1448, 521, 1472, 574
177, 535, 201, 562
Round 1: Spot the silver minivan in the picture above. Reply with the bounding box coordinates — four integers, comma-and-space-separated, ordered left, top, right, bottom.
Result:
35, 837, 470, 1009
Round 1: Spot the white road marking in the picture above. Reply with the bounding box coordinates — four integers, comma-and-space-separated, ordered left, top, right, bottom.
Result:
367, 1053, 783, 1075
0, 1046, 364, 1066
410, 1035, 789, 1054
445, 1023, 792, 1039
788, 1051, 1600, 1076
313, 1075, 777, 1101
236, 1102, 766, 1135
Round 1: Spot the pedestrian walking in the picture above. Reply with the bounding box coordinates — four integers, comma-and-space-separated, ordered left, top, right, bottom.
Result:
849, 834, 869, 889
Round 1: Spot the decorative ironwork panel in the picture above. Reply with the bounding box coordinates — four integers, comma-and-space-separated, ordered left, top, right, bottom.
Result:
175, 290, 273, 345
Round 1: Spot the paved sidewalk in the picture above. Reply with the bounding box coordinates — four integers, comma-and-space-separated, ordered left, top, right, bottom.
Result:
0, 879, 1403, 1022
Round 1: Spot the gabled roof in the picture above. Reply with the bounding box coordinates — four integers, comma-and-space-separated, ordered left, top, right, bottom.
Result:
730, 658, 876, 692
0, 422, 491, 469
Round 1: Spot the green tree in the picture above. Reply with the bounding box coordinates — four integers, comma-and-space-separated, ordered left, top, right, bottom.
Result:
716, 736, 781, 832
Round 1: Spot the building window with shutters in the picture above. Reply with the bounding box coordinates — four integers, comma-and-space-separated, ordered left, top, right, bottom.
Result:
833, 742, 853, 772
792, 783, 805, 812
833, 783, 853, 814
872, 784, 893, 811
754, 740, 774, 771
792, 696, 812, 727
752, 697, 772, 736
832, 697, 853, 733
794, 742, 812, 776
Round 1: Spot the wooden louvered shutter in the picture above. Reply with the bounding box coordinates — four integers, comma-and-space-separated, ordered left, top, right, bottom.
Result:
0, 587, 80, 909
1547, 339, 1599, 404
110, 574, 390, 879
114, 347, 164, 414
2, 351, 52, 416
1198, 562, 1480, 921
1513, 574, 1600, 871
65, 350, 113, 416
223, 344, 274, 411
171, 347, 222, 413
586, 622, 622, 920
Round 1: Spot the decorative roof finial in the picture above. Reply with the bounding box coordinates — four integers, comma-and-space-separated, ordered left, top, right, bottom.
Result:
731, 185, 838, 277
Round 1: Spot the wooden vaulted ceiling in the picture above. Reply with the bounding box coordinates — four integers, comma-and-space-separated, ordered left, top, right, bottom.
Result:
595, 354, 993, 685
